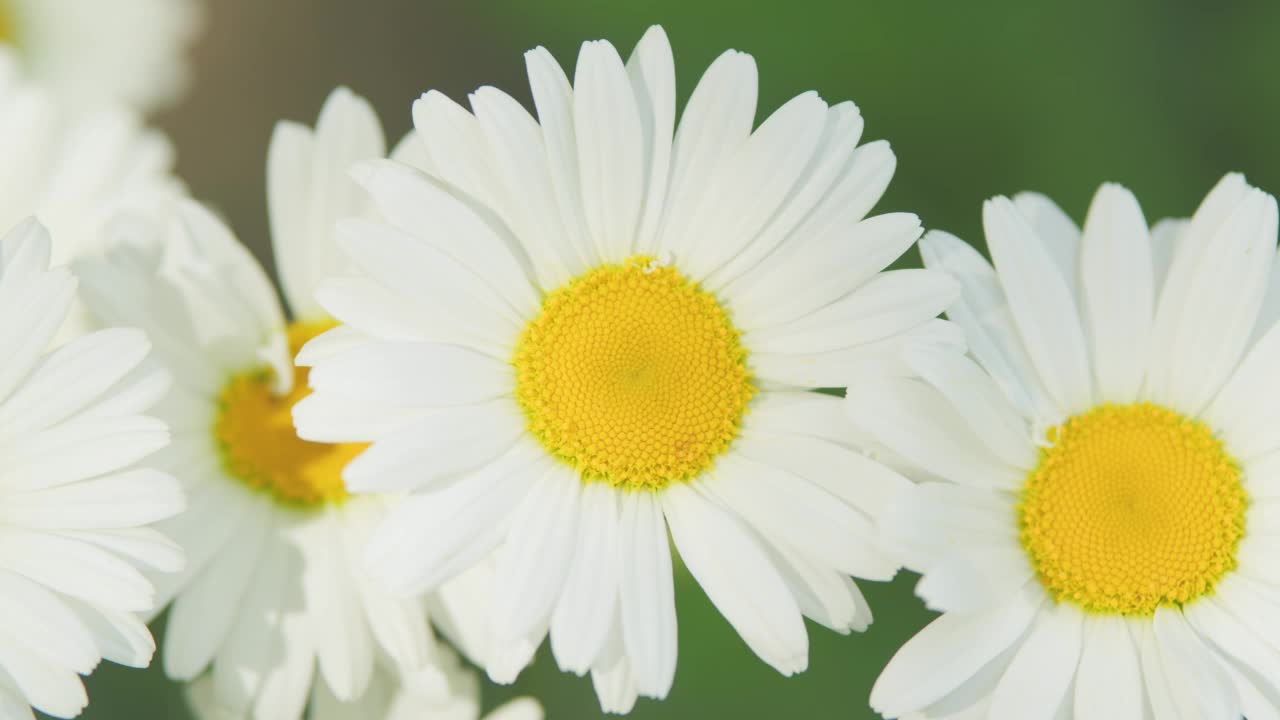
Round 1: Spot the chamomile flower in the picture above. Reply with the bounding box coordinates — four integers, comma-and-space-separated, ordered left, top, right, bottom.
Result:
293, 26, 958, 712
74, 89, 482, 720
0, 48, 182, 269
0, 0, 201, 113
853, 175, 1280, 719
0, 217, 183, 719
187, 646, 543, 720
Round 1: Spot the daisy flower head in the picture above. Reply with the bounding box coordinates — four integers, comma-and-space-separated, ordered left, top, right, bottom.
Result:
187, 645, 543, 720
852, 175, 1280, 719
74, 88, 484, 720
292, 25, 960, 712
0, 0, 201, 114
0, 217, 183, 718
0, 49, 182, 269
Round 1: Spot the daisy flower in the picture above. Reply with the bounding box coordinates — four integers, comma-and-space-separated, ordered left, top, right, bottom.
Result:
1, 0, 201, 113
0, 217, 183, 719
852, 175, 1280, 719
74, 89, 482, 720
0, 48, 182, 269
292, 25, 958, 712
187, 646, 543, 720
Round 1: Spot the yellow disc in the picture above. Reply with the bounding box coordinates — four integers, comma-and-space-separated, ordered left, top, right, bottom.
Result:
513, 256, 754, 490
1019, 403, 1247, 615
215, 321, 364, 507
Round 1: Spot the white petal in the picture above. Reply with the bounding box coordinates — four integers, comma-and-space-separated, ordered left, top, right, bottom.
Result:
0, 641, 86, 719
364, 441, 545, 596
705, 453, 895, 580
617, 491, 677, 698
333, 217, 522, 346
270, 87, 386, 320
0, 415, 168, 492
1011, 191, 1082, 299
845, 377, 1024, 491
1079, 184, 1154, 403
742, 269, 959, 354
410, 90, 506, 213
626, 26, 676, 256
523, 46, 598, 270
918, 230, 1054, 420
681, 91, 829, 280
654, 49, 757, 260
984, 196, 1093, 415
0, 468, 184, 530
870, 585, 1041, 718
62, 598, 155, 669
307, 340, 512, 409
0, 570, 97, 674
0, 528, 154, 611
469, 85, 581, 288
988, 602, 1082, 720
297, 513, 373, 701
733, 429, 911, 523
574, 40, 645, 262
550, 482, 620, 675
590, 619, 639, 715
703, 102, 867, 291
1073, 615, 1142, 720
1152, 606, 1239, 718
907, 343, 1036, 469
1183, 597, 1280, 709
663, 483, 808, 675
1203, 318, 1280, 460
350, 158, 540, 317
0, 327, 150, 433
163, 505, 270, 680
342, 400, 525, 493
488, 465, 579, 671
1148, 176, 1277, 413
753, 318, 964, 388
726, 211, 922, 331
915, 545, 1032, 614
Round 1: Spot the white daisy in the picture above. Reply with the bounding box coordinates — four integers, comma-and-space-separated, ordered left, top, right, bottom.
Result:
187, 646, 543, 720
0, 217, 183, 719
851, 175, 1280, 719
74, 89, 483, 720
0, 48, 183, 268
2, 0, 201, 113
292, 25, 959, 713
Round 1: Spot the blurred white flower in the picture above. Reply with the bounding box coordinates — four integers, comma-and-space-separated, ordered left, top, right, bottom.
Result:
0, 218, 183, 719
73, 88, 485, 720
3, 0, 201, 114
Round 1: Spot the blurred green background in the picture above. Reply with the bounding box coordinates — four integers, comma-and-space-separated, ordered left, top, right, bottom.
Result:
76, 0, 1280, 717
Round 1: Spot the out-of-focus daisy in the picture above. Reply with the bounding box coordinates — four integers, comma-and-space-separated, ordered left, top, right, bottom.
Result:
293, 25, 958, 712
853, 176, 1280, 719
1, 0, 201, 114
187, 646, 543, 720
0, 217, 183, 719
75, 89, 481, 720
0, 49, 182, 269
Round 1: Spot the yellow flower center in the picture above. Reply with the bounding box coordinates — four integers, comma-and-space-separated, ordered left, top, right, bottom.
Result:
0, 3, 12, 44
214, 321, 364, 507
513, 256, 754, 490
1019, 403, 1247, 615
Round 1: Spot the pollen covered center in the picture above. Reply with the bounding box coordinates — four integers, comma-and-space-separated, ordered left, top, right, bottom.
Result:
215, 321, 365, 507
513, 256, 754, 490
0, 3, 12, 43
1019, 403, 1247, 615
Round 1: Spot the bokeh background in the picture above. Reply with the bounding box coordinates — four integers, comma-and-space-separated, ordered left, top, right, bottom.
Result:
76, 0, 1280, 717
